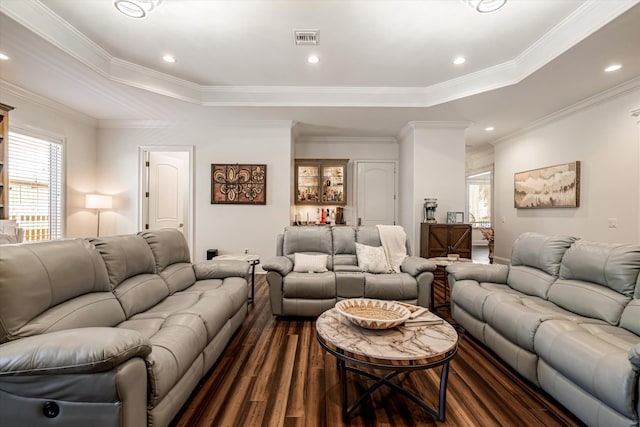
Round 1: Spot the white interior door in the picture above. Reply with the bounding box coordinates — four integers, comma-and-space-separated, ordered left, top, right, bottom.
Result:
356, 161, 397, 226
148, 152, 184, 232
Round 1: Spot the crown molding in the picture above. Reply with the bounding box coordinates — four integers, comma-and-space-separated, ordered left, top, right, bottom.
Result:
2, 0, 638, 107
98, 118, 295, 130
397, 121, 471, 141
0, 79, 97, 126
298, 136, 398, 144
494, 76, 640, 145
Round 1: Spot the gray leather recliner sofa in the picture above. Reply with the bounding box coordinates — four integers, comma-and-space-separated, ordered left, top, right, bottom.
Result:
447, 232, 640, 427
263, 225, 436, 317
0, 229, 250, 427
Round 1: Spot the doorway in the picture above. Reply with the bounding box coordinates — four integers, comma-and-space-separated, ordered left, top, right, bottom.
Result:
139, 146, 194, 257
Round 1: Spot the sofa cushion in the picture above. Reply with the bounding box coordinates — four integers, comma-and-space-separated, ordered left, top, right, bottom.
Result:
363, 273, 417, 301
336, 272, 365, 298
139, 229, 191, 273
332, 226, 356, 255
283, 272, 335, 299
510, 232, 576, 277
559, 240, 640, 297
356, 226, 382, 247
114, 274, 171, 318
506, 265, 556, 299
283, 226, 332, 257
119, 313, 206, 406
90, 235, 157, 288
355, 243, 389, 273
333, 226, 358, 267
293, 253, 328, 273
548, 240, 640, 325
16, 293, 126, 338
482, 292, 605, 353
0, 239, 110, 343
535, 319, 639, 418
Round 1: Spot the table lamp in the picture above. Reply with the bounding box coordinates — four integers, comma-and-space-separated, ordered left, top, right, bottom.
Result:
85, 194, 112, 236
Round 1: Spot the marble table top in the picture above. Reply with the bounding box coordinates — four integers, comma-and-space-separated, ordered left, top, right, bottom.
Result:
316, 308, 458, 361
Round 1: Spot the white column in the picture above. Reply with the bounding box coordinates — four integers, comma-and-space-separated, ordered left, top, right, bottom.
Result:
398, 121, 468, 254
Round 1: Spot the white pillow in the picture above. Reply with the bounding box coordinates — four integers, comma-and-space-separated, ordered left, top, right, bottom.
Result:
355, 243, 390, 274
293, 253, 329, 273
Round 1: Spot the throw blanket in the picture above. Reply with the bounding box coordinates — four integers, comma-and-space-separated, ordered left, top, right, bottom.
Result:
377, 225, 407, 273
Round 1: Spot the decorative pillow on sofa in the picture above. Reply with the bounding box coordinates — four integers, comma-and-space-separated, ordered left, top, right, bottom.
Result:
293, 253, 329, 273
355, 243, 390, 274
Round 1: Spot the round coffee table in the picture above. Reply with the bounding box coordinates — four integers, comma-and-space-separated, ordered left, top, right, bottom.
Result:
316, 307, 458, 421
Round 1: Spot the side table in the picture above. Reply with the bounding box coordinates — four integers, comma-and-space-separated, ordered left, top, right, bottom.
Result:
427, 257, 473, 310
213, 254, 260, 302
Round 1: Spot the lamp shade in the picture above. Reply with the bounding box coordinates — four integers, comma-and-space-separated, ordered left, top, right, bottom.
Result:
85, 194, 113, 209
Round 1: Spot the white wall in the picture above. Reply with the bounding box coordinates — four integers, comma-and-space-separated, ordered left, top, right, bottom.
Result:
0, 89, 98, 238
494, 83, 640, 263
97, 121, 293, 261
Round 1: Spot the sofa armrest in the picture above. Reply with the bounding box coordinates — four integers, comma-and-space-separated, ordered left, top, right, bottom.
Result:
446, 263, 509, 283
262, 256, 293, 276
629, 344, 640, 371
0, 328, 150, 376
401, 256, 436, 277
193, 260, 250, 280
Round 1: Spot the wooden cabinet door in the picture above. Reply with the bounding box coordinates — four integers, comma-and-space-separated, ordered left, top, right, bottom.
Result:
420, 223, 472, 259
449, 225, 472, 258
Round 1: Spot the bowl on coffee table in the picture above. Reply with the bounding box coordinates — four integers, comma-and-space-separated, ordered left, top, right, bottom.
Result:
335, 298, 411, 329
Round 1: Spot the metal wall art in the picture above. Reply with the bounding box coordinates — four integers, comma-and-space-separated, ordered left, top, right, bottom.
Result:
211, 164, 266, 204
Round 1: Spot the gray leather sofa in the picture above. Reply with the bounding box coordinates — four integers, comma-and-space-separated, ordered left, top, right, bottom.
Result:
0, 229, 249, 427
263, 225, 436, 317
447, 232, 640, 427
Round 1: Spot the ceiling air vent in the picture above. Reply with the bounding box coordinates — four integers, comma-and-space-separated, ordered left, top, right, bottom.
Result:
294, 30, 319, 45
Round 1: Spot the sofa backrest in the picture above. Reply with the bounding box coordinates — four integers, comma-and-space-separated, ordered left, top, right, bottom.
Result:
282, 226, 333, 269
332, 226, 357, 266
91, 235, 170, 318
356, 226, 383, 247
140, 229, 196, 293
0, 239, 124, 343
507, 232, 576, 298
619, 276, 640, 335
549, 240, 640, 325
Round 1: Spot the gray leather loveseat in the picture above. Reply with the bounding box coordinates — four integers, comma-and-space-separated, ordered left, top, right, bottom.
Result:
447, 232, 640, 427
263, 225, 436, 317
0, 229, 249, 427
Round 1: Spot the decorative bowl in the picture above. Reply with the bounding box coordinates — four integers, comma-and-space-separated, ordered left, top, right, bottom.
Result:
335, 298, 411, 329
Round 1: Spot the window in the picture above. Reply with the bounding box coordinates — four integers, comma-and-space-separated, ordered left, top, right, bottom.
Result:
8, 132, 63, 241
467, 171, 491, 228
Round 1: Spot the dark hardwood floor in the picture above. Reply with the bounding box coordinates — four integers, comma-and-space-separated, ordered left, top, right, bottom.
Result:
172, 275, 585, 427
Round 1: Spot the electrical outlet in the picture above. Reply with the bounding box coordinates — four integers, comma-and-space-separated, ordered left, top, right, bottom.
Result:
244, 248, 249, 254
608, 218, 618, 229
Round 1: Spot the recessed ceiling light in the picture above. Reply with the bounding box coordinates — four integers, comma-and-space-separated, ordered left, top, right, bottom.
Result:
485, 126, 495, 131
162, 55, 176, 63
604, 64, 622, 72
453, 56, 466, 65
307, 55, 320, 64
0, 53, 9, 61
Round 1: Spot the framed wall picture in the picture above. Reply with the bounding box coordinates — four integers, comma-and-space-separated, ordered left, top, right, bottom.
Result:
446, 212, 464, 224
514, 161, 580, 208
211, 164, 267, 204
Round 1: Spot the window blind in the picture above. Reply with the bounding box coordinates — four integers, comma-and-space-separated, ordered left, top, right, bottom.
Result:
7, 132, 63, 241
